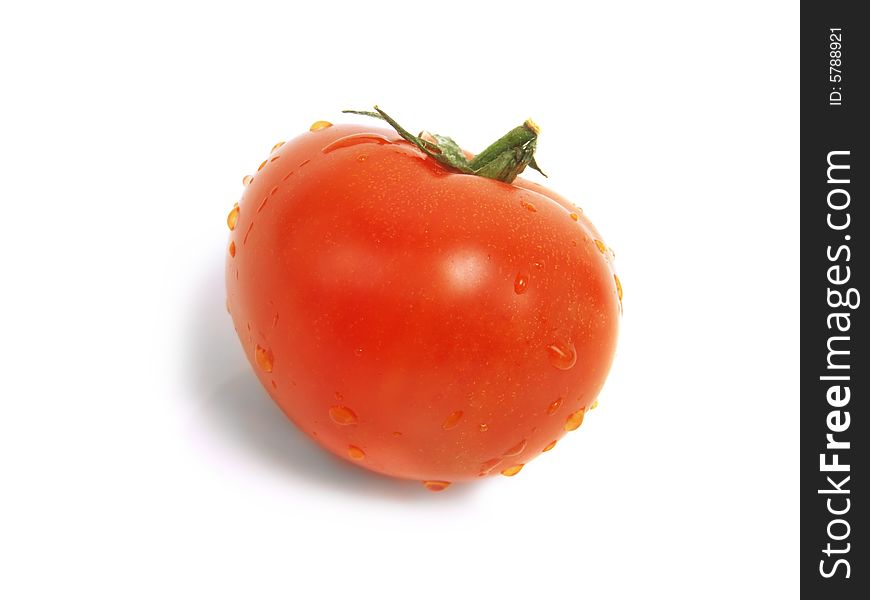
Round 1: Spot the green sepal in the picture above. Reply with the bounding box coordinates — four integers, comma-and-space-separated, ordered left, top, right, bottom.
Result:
341, 106, 545, 184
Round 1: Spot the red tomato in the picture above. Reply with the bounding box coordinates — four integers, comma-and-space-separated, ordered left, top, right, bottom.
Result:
226, 118, 620, 489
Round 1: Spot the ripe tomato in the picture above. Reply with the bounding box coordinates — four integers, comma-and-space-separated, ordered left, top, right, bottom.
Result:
226, 114, 620, 489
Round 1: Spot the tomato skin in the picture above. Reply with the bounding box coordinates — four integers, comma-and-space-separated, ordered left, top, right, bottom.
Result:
227, 123, 620, 482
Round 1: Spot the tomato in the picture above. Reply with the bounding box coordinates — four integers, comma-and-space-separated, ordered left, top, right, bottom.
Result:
226, 113, 620, 489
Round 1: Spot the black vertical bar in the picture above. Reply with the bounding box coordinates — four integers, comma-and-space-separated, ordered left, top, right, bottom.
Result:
801, 1, 867, 597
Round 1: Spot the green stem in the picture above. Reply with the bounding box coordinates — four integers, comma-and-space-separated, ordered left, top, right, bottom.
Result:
341, 106, 546, 184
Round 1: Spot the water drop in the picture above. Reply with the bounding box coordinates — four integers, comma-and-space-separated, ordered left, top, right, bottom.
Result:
271, 380, 278, 390
542, 440, 557, 452
271, 141, 285, 152
546, 338, 577, 370
441, 410, 464, 430
547, 397, 563, 415
242, 174, 253, 186
329, 406, 358, 426
590, 399, 599, 410
565, 409, 585, 431
321, 133, 392, 154
354, 347, 364, 357
503, 439, 527, 457
347, 445, 365, 460
356, 153, 368, 162
257, 159, 267, 172
569, 212, 579, 221
310, 120, 333, 131
519, 200, 537, 212
514, 272, 530, 295
228, 240, 236, 257
255, 344, 273, 373
533, 260, 545, 270
257, 196, 268, 213
392, 431, 403, 437
479, 458, 501, 475
501, 464, 524, 477
227, 203, 239, 230
594, 239, 607, 254
422, 480, 451, 492
479, 423, 489, 432
243, 222, 254, 245
614, 274, 623, 302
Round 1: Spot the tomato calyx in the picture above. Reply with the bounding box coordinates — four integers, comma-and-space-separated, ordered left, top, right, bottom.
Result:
342, 106, 546, 184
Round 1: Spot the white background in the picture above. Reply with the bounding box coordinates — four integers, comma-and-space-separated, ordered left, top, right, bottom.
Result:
0, 1, 799, 598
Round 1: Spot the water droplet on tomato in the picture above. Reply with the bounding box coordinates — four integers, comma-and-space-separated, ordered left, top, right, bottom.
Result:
242, 174, 253, 186
356, 154, 368, 162
441, 410, 463, 430
329, 406, 358, 426
321, 133, 392, 154
479, 458, 501, 475
227, 203, 239, 230
533, 260, 545, 270
422, 480, 451, 492
519, 200, 537, 212
546, 338, 577, 370
271, 141, 285, 152
310, 120, 333, 131
569, 212, 579, 221
255, 345, 273, 373
257, 196, 268, 213
354, 347, 364, 357
594, 239, 607, 254
271, 380, 278, 390
514, 272, 530, 294
501, 464, 524, 477
479, 423, 489, 432
590, 399, 599, 410
543, 440, 558, 452
228, 240, 236, 257
565, 409, 585, 431
614, 274, 623, 302
392, 431, 402, 437
503, 439, 527, 456
257, 159, 267, 172
243, 222, 254, 245
547, 397, 563, 415
347, 445, 365, 460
